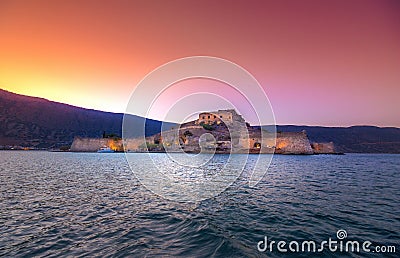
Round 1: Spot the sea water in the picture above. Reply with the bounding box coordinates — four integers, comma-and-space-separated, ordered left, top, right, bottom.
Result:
0, 151, 399, 257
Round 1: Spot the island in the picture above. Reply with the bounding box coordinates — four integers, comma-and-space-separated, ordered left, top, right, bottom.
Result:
70, 109, 338, 155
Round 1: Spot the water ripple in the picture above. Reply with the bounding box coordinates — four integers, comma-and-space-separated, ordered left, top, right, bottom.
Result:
0, 152, 399, 257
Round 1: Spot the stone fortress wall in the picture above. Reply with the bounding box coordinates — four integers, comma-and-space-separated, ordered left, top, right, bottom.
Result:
70, 137, 123, 152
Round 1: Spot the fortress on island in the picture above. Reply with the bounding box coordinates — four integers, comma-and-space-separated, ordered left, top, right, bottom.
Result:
70, 109, 337, 154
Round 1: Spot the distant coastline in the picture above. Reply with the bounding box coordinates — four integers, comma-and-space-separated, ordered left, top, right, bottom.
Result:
1, 89, 400, 154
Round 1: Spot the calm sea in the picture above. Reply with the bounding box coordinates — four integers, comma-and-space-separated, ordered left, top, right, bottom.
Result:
0, 151, 399, 257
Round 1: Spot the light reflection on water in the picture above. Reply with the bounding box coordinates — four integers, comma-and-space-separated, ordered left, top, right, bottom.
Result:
0, 151, 399, 257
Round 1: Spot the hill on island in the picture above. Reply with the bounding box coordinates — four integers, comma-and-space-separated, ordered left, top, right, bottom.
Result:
1, 88, 400, 153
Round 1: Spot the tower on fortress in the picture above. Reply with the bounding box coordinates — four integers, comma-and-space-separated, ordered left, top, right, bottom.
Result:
196, 109, 245, 125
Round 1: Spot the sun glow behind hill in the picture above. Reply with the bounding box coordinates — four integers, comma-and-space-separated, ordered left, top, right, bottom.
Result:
0, 0, 399, 126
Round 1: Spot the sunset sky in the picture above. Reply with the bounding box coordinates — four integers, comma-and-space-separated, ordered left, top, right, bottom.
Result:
0, 0, 399, 126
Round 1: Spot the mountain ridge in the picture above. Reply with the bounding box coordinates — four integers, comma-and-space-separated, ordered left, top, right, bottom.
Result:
1, 88, 399, 153
0, 89, 173, 148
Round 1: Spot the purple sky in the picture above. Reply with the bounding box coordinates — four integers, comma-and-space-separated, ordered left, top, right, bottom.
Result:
0, 0, 399, 126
